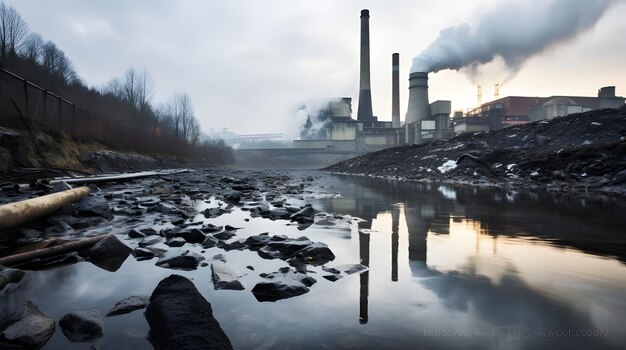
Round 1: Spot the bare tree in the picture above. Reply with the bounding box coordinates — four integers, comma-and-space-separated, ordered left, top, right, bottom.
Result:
41, 41, 76, 84
0, 3, 29, 58
22, 33, 43, 62
122, 68, 138, 108
136, 70, 153, 117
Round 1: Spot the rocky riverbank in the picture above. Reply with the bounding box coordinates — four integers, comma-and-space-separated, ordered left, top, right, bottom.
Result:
0, 169, 367, 349
325, 107, 626, 198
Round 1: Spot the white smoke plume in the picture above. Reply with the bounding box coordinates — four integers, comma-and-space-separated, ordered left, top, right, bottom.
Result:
411, 0, 619, 77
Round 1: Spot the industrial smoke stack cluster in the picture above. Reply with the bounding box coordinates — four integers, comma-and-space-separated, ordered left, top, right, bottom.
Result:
405, 72, 430, 125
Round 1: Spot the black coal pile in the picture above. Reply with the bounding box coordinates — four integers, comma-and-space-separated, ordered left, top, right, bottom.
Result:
325, 108, 626, 197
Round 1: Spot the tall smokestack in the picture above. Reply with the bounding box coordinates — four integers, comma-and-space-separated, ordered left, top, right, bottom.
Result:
405, 72, 430, 125
392, 53, 400, 128
357, 9, 373, 120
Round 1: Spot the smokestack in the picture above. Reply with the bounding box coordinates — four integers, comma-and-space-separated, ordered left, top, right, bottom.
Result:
357, 9, 373, 120
392, 53, 400, 128
405, 72, 430, 125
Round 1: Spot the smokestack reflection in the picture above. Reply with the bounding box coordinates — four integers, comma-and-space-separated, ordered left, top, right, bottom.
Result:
391, 207, 399, 281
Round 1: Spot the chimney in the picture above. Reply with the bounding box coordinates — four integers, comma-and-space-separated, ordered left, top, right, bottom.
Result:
405, 72, 430, 125
392, 53, 400, 128
357, 9, 373, 120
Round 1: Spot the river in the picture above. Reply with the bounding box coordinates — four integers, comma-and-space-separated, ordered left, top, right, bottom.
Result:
2, 171, 625, 350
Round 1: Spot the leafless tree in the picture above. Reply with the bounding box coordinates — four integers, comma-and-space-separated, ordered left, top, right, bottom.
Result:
136, 69, 153, 117
22, 33, 43, 62
0, 3, 29, 58
41, 41, 76, 84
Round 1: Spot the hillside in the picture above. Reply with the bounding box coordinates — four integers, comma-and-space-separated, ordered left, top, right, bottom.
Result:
325, 106, 626, 197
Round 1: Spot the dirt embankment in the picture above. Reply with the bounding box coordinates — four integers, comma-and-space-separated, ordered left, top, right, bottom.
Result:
0, 126, 193, 182
325, 106, 626, 197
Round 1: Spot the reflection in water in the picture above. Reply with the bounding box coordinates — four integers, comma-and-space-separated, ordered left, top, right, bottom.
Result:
314, 174, 626, 349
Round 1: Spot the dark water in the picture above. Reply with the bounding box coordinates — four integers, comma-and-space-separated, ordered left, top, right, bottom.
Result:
3, 173, 626, 350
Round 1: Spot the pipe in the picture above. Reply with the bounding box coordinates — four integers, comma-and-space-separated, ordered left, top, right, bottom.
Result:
0, 234, 108, 267
0, 187, 91, 231
357, 9, 373, 120
392, 53, 400, 128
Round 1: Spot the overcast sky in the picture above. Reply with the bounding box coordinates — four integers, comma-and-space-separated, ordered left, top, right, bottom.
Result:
6, 0, 626, 138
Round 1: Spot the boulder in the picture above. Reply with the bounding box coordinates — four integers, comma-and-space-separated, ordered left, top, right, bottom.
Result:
290, 206, 315, 224
0, 267, 24, 292
201, 235, 219, 248
201, 224, 223, 233
75, 197, 113, 220
155, 249, 205, 270
127, 229, 146, 239
268, 209, 291, 220
132, 247, 157, 260
251, 267, 316, 302
88, 235, 132, 260
223, 190, 241, 204
0, 302, 55, 349
257, 238, 313, 260
244, 234, 271, 250
106, 296, 150, 317
211, 261, 244, 290
289, 242, 335, 266
165, 237, 186, 247
145, 274, 233, 350
213, 230, 236, 241
178, 229, 205, 244
59, 310, 104, 342
139, 236, 162, 247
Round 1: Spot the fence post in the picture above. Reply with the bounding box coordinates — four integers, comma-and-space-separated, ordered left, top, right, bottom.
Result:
22, 79, 29, 119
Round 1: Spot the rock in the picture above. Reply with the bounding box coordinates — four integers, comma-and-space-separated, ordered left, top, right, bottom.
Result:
127, 229, 146, 239
224, 225, 240, 231
139, 236, 162, 247
150, 187, 171, 195
212, 254, 227, 262
246, 265, 254, 271
323, 274, 343, 282
0, 302, 55, 348
160, 228, 181, 238
178, 228, 205, 244
0, 267, 25, 291
88, 235, 132, 260
140, 228, 159, 236
202, 207, 228, 219
201, 224, 223, 233
217, 239, 246, 251
223, 190, 242, 204
132, 247, 157, 260
165, 237, 186, 247
268, 209, 291, 220
244, 234, 271, 249
75, 197, 113, 220
336, 264, 369, 275
106, 296, 150, 317
290, 242, 336, 266
214, 230, 236, 240
201, 235, 219, 248
211, 261, 244, 290
145, 274, 233, 350
257, 238, 313, 260
614, 169, 626, 185
59, 310, 104, 342
251, 268, 315, 302
322, 266, 340, 274
51, 181, 72, 193
290, 206, 315, 224
155, 249, 205, 270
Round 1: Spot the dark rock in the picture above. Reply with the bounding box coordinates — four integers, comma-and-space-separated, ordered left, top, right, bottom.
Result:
155, 249, 205, 270
212, 254, 227, 262
336, 264, 369, 275
0, 301, 55, 349
160, 228, 181, 238
106, 296, 150, 317
132, 247, 157, 260
322, 266, 341, 274
145, 275, 233, 350
201, 235, 219, 248
139, 236, 162, 247
140, 228, 159, 236
257, 238, 313, 260
614, 169, 626, 185
223, 190, 241, 204
0, 267, 25, 291
178, 228, 206, 244
202, 207, 228, 219
51, 181, 72, 193
75, 197, 113, 220
88, 235, 132, 260
165, 237, 186, 247
201, 224, 223, 233
251, 268, 315, 302
217, 239, 246, 251
246, 265, 254, 271
59, 310, 104, 342
290, 206, 315, 224
128, 229, 146, 239
224, 225, 240, 231
290, 242, 335, 266
323, 274, 343, 282
214, 230, 236, 240
211, 261, 244, 290
268, 209, 291, 220
244, 234, 271, 249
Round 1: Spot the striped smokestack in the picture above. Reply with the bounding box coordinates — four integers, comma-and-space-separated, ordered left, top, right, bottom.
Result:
405, 72, 430, 125
357, 9, 373, 120
392, 53, 400, 128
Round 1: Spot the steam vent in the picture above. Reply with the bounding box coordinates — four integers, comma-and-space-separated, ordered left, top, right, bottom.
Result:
357, 9, 373, 120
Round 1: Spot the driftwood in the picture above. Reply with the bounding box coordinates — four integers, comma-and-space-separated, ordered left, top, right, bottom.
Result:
52, 169, 189, 186
0, 186, 90, 231
0, 234, 108, 267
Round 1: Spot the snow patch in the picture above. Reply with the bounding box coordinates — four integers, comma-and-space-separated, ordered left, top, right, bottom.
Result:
590, 122, 602, 126
438, 160, 457, 173
438, 186, 457, 200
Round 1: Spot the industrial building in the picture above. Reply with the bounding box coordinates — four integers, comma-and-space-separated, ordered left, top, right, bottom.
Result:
454, 86, 625, 135
293, 9, 452, 156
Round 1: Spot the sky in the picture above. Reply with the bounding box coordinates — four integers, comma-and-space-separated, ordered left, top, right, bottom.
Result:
5, 0, 626, 139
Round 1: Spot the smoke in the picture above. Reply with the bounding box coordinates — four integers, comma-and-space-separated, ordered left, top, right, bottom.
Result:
411, 0, 618, 79
286, 98, 340, 141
